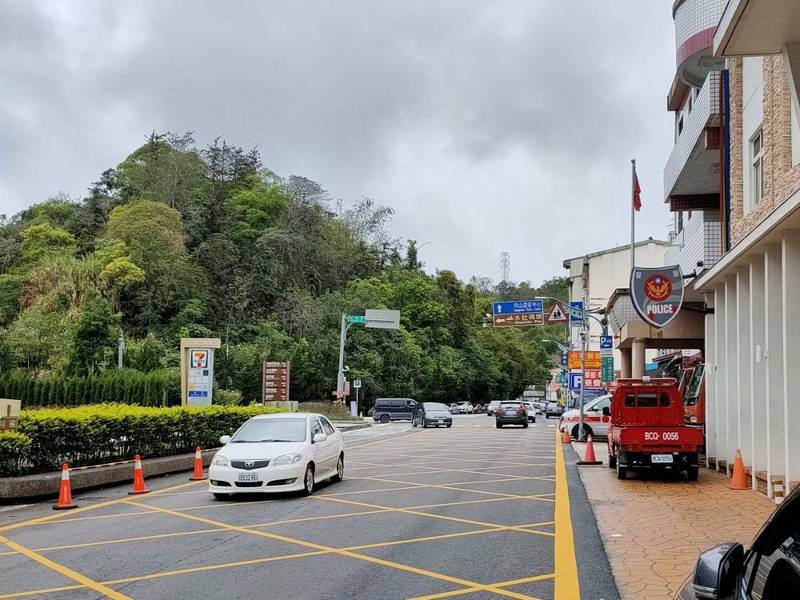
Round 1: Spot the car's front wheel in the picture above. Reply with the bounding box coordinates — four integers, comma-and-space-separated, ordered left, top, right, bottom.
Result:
301, 464, 315, 496
331, 454, 344, 482
380, 414, 390, 424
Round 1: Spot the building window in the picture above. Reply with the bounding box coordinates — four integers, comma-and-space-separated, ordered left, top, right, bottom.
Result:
751, 128, 763, 205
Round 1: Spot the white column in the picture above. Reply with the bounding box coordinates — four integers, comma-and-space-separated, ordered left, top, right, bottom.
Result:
631, 338, 646, 378
705, 291, 716, 468
782, 233, 800, 492
783, 44, 800, 128
737, 268, 752, 474
750, 257, 767, 490
714, 285, 726, 471
765, 245, 784, 498
724, 276, 737, 474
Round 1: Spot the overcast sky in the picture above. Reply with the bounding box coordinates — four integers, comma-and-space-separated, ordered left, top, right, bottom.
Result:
0, 1, 676, 285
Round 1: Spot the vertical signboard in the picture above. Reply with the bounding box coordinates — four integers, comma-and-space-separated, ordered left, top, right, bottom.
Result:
262, 361, 291, 403
187, 348, 215, 406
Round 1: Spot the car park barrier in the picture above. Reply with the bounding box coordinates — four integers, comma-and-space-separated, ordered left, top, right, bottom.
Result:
730, 449, 748, 490
128, 454, 150, 495
189, 446, 206, 481
52, 463, 78, 510
577, 435, 602, 465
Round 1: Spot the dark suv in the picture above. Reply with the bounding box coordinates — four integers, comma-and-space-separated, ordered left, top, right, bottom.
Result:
372, 398, 418, 423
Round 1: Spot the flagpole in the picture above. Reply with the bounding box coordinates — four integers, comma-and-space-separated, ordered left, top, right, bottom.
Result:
630, 159, 636, 271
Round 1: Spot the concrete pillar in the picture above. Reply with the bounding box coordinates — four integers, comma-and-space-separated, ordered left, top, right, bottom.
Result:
715, 284, 727, 472
736, 268, 751, 467
620, 348, 632, 379
765, 245, 785, 498
631, 338, 646, 378
782, 233, 800, 492
783, 44, 800, 130
724, 276, 738, 474
750, 257, 767, 488
704, 291, 716, 468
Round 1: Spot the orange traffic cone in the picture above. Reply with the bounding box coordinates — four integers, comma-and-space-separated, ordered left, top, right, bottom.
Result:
53, 464, 79, 510
189, 446, 206, 481
561, 429, 571, 444
128, 454, 150, 495
577, 435, 602, 465
730, 449, 749, 490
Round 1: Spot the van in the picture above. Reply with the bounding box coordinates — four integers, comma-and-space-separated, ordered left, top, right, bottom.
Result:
373, 398, 418, 423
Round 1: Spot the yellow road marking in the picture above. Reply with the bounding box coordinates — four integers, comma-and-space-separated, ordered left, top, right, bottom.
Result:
0, 480, 203, 533
408, 573, 554, 600
123, 500, 536, 600
554, 428, 580, 600
0, 533, 131, 600
346, 428, 428, 450
345, 476, 555, 502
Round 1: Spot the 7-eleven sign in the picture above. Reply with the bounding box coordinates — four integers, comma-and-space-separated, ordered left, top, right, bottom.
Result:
546, 303, 568, 323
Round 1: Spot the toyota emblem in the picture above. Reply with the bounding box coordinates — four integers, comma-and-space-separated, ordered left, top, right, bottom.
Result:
244, 460, 255, 467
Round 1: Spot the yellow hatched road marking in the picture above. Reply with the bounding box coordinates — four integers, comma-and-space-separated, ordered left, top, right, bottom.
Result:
0, 534, 131, 600
554, 428, 580, 599
408, 573, 555, 600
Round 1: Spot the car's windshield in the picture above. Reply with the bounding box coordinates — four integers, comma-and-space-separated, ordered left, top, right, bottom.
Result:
231, 418, 307, 443
500, 402, 522, 409
684, 365, 705, 406
424, 402, 449, 411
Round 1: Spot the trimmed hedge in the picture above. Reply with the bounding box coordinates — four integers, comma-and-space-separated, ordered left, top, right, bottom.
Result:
0, 369, 180, 408
0, 404, 284, 477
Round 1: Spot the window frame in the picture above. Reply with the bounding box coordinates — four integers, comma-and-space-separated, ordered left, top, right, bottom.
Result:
751, 128, 764, 206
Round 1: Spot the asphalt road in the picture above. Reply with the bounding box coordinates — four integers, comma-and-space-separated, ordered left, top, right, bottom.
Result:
0, 415, 618, 600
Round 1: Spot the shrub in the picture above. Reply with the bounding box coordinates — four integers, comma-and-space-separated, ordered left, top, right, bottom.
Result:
6, 403, 284, 476
298, 401, 358, 421
0, 368, 180, 408
214, 389, 243, 406
0, 432, 32, 477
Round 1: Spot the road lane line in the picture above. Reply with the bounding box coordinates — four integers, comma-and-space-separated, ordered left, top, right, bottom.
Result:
0, 533, 131, 600
554, 428, 580, 600
123, 500, 536, 600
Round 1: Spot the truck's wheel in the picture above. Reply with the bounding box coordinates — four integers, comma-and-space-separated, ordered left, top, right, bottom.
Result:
608, 454, 617, 469
616, 452, 627, 480
687, 465, 699, 481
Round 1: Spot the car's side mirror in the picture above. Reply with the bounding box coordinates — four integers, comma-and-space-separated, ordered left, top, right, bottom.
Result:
602, 407, 610, 417
312, 432, 327, 444
692, 543, 744, 600
219, 435, 231, 445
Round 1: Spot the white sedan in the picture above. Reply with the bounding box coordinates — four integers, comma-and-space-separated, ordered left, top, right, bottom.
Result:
208, 413, 344, 498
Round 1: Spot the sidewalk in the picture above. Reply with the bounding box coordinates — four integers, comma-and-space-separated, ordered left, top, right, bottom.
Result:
572, 440, 775, 600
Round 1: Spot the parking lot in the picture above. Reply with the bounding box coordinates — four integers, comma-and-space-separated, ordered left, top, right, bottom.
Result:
0, 415, 614, 600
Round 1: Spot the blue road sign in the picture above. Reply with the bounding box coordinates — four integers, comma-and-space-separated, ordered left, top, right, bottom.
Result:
569, 301, 584, 325
600, 335, 613, 350
492, 299, 543, 316
560, 351, 568, 367
569, 372, 582, 392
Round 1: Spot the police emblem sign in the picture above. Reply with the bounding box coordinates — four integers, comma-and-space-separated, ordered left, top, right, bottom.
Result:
630, 265, 684, 328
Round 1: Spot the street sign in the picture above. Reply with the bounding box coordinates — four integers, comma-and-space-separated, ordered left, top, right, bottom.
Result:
630, 265, 685, 329
570, 369, 604, 391
560, 351, 568, 367
353, 379, 362, 389
262, 361, 290, 403
601, 356, 615, 382
600, 335, 613, 350
569, 301, 585, 326
546, 303, 568, 323
346, 315, 367, 324
493, 312, 544, 327
569, 372, 582, 392
568, 351, 601, 370
491, 300, 543, 316
365, 309, 400, 330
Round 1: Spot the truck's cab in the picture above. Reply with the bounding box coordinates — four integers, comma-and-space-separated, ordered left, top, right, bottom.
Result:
681, 363, 705, 426
607, 377, 704, 481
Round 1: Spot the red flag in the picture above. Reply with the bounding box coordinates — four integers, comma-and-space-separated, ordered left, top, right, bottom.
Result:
632, 166, 642, 212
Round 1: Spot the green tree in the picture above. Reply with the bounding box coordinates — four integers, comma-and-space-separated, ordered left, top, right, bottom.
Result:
67, 294, 120, 375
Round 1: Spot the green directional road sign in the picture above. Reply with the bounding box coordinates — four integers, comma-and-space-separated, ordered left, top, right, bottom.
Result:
601, 355, 615, 383
346, 315, 367, 324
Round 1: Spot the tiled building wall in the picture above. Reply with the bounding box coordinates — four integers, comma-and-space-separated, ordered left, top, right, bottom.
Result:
731, 55, 800, 244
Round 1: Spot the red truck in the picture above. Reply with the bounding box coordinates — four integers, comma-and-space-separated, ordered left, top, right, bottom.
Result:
606, 377, 704, 481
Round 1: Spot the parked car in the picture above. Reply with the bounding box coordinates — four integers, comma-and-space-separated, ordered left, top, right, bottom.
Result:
372, 398, 418, 423
449, 403, 459, 414
456, 401, 472, 414
522, 402, 537, 422
607, 377, 703, 480
412, 402, 453, 428
472, 403, 484, 414
676, 485, 800, 599
495, 401, 528, 428
545, 401, 564, 418
208, 413, 344, 498
487, 400, 502, 416
558, 394, 612, 440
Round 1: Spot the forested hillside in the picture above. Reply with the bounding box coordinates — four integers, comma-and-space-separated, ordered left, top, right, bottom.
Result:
0, 133, 566, 405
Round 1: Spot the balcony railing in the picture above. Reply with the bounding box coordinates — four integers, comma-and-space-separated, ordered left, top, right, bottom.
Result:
664, 210, 722, 273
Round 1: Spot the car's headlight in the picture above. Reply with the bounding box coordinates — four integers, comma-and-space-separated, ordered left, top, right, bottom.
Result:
213, 455, 229, 467
272, 453, 302, 466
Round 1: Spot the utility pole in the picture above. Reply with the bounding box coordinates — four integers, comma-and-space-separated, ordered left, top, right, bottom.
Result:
500, 251, 510, 286
578, 282, 589, 441
117, 334, 124, 369
337, 315, 349, 397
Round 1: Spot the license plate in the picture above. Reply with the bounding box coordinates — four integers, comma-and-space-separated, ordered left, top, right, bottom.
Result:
651, 454, 674, 464
237, 472, 259, 482
437, 420, 444, 423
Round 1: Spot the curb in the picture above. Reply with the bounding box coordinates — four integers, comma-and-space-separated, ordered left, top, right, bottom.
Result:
333, 421, 372, 432
0, 449, 219, 503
